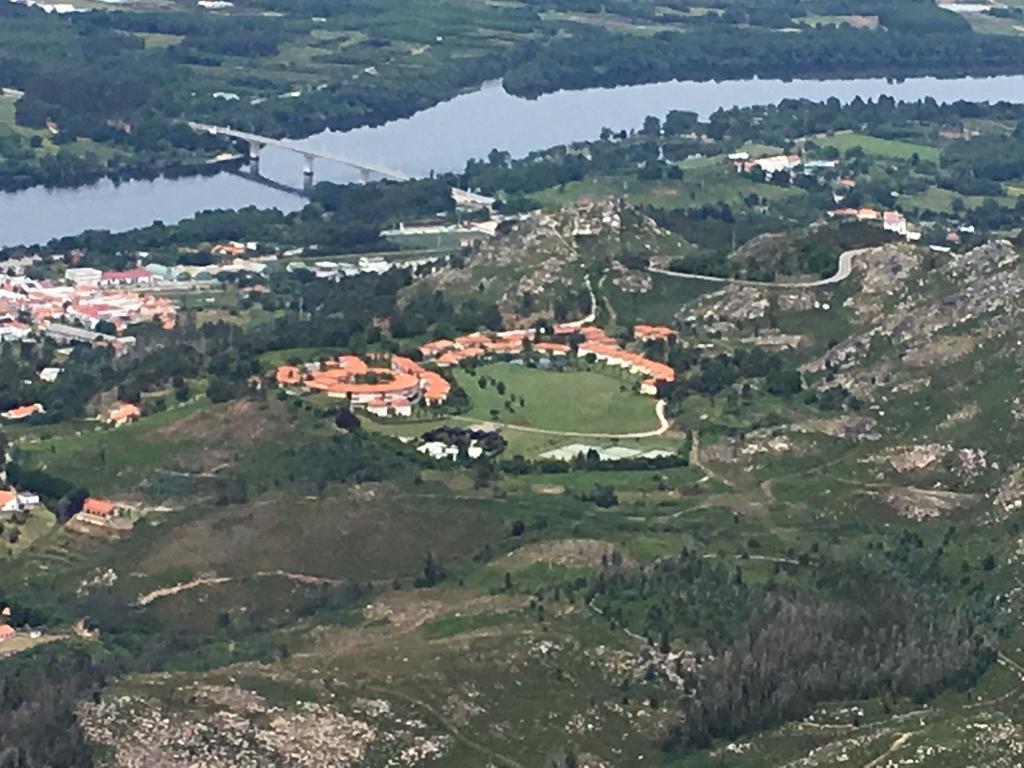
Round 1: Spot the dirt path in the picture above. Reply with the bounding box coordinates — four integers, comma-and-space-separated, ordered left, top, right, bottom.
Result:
863, 732, 913, 768
598, 272, 618, 326
559, 273, 597, 329
649, 248, 859, 289
136, 570, 346, 606
450, 398, 670, 440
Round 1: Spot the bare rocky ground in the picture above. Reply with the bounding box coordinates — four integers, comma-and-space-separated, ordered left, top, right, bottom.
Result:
415, 199, 685, 322
78, 585, 675, 767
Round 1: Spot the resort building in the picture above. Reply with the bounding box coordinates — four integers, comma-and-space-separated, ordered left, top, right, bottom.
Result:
275, 354, 451, 417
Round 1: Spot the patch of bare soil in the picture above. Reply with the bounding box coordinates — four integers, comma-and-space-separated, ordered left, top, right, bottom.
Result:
149, 400, 286, 446
881, 487, 971, 521
531, 484, 565, 495
501, 538, 632, 570
795, 415, 878, 441
878, 443, 951, 472
362, 589, 524, 634
901, 334, 975, 368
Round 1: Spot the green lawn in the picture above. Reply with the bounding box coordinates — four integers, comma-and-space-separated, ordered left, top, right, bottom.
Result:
900, 185, 1015, 214
452, 362, 660, 434
18, 399, 212, 496
812, 131, 940, 163
533, 170, 801, 211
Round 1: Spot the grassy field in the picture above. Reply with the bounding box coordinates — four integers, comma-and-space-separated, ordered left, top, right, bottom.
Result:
533, 169, 801, 211
811, 131, 941, 163
17, 400, 214, 497
900, 185, 1016, 213
451, 362, 660, 434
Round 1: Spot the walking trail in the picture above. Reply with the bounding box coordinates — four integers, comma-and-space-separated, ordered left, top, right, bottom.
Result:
136, 570, 345, 606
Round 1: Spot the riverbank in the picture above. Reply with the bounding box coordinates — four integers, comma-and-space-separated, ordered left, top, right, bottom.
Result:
9, 73, 1024, 248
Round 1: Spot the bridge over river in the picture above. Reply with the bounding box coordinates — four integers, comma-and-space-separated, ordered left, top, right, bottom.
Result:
187, 122, 494, 209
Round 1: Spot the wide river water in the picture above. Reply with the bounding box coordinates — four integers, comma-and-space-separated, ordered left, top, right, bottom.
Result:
5, 74, 1024, 247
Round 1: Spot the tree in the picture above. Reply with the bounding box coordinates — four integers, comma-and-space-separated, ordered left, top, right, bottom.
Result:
415, 551, 445, 588
334, 407, 361, 432
766, 367, 802, 397
588, 484, 618, 508
56, 487, 89, 523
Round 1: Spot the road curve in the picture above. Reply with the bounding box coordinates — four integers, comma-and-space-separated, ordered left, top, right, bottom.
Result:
451, 398, 670, 440
648, 248, 860, 289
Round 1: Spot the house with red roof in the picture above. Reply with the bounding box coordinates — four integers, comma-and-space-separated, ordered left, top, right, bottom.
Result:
2, 403, 44, 420
107, 402, 141, 426
81, 498, 117, 518
634, 324, 676, 342
0, 489, 18, 513
99, 268, 156, 287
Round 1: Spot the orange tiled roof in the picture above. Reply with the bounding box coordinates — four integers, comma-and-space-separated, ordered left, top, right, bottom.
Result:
307, 367, 419, 396
83, 498, 115, 516
2, 403, 43, 420
634, 324, 675, 340
422, 371, 451, 400
419, 339, 457, 357
108, 402, 141, 423
391, 356, 425, 376
0, 490, 15, 508
276, 365, 303, 385
534, 342, 571, 354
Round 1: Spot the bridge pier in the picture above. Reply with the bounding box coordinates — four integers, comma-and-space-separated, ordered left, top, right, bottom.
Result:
248, 141, 265, 171
358, 168, 371, 184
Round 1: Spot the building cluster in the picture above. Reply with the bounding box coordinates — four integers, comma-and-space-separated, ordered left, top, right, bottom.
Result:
828, 208, 919, 240
289, 253, 443, 282
0, 269, 176, 348
418, 323, 677, 397
276, 354, 451, 418
731, 153, 804, 176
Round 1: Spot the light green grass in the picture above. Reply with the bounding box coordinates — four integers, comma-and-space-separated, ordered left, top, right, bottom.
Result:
452, 362, 659, 434
533, 171, 800, 211
135, 32, 185, 49
900, 185, 1015, 213
18, 399, 211, 496
812, 131, 940, 163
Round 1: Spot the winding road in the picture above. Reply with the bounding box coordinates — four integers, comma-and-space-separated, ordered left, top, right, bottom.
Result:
451, 398, 670, 440
648, 248, 861, 289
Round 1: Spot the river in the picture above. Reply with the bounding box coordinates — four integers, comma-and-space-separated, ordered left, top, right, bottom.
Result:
5, 74, 1024, 248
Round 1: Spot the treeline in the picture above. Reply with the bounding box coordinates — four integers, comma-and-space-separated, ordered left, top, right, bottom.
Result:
673, 589, 990, 747
502, 19, 1024, 98
0, 643, 104, 768
19, 177, 454, 270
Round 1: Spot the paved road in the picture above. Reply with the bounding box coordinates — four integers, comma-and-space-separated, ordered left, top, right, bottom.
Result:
648, 248, 860, 289
451, 398, 670, 439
